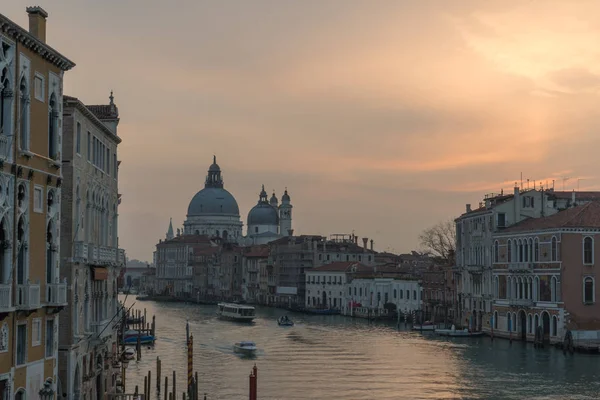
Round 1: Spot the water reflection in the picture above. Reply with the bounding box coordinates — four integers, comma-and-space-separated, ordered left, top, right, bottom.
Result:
121, 297, 600, 400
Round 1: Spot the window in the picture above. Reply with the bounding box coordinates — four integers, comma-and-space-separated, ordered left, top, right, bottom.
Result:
393, 289, 397, 299
106, 148, 110, 175
19, 77, 30, 151
16, 323, 26, 365
76, 122, 81, 154
507, 240, 512, 262
584, 277, 594, 304
32, 318, 41, 346
494, 241, 499, 263
534, 238, 539, 262
583, 237, 593, 265
87, 132, 91, 161
48, 94, 58, 159
113, 153, 117, 178
34, 72, 44, 101
45, 318, 55, 357
33, 186, 43, 213
551, 237, 558, 261
497, 213, 506, 228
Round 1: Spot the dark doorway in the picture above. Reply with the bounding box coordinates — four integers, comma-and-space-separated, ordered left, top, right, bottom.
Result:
542, 312, 550, 344
519, 310, 527, 340
322, 291, 327, 308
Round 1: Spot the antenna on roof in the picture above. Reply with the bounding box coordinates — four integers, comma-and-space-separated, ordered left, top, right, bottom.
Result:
521, 172, 523, 190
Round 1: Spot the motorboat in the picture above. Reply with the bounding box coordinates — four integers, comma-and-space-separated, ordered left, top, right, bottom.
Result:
412, 321, 436, 331
277, 316, 294, 326
217, 303, 256, 322
123, 348, 136, 360
233, 341, 257, 355
436, 326, 485, 337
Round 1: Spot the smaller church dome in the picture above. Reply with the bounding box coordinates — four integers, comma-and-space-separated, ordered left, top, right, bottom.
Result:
208, 155, 221, 172
248, 185, 279, 226
281, 189, 290, 202
270, 192, 278, 206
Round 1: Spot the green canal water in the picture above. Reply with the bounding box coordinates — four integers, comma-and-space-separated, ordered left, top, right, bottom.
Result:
120, 296, 600, 400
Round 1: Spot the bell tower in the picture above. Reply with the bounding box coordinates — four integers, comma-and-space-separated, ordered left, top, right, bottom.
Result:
279, 188, 292, 235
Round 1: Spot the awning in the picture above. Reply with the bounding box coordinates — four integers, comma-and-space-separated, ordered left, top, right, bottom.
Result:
93, 267, 108, 281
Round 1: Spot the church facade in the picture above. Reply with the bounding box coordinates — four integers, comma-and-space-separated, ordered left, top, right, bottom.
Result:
174, 156, 293, 245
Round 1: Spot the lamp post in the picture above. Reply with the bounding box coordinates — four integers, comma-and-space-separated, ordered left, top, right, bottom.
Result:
38, 378, 54, 400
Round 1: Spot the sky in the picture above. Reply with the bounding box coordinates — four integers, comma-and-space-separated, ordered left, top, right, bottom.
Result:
5, 1, 600, 261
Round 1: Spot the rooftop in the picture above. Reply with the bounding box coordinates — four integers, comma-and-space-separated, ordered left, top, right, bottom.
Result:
501, 201, 600, 233
308, 262, 371, 273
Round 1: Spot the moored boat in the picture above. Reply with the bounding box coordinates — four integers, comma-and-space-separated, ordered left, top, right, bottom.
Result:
412, 321, 436, 331
436, 327, 485, 337
217, 303, 256, 322
277, 316, 294, 326
122, 334, 156, 345
233, 341, 257, 355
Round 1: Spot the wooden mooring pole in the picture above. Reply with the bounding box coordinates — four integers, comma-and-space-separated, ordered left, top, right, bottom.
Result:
157, 356, 162, 391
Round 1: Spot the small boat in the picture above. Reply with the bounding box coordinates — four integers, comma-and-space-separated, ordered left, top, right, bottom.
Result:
217, 303, 256, 322
123, 348, 136, 360
277, 316, 294, 326
122, 335, 156, 345
436, 326, 485, 337
233, 341, 257, 355
412, 321, 436, 331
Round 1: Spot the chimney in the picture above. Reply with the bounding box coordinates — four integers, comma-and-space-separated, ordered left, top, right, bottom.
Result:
572, 190, 576, 207
354, 236, 358, 246
362, 238, 368, 251
370, 239, 374, 252
287, 229, 294, 237
26, 7, 48, 43
466, 204, 471, 213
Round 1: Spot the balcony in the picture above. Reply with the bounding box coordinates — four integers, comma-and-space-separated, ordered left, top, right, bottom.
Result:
16, 283, 41, 310
92, 318, 115, 341
76, 242, 126, 267
117, 249, 126, 266
508, 298, 534, 308
0, 284, 13, 312
508, 263, 534, 272
73, 241, 89, 263
45, 282, 68, 306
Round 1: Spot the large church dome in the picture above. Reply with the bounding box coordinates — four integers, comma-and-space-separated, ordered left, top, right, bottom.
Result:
187, 188, 240, 216
187, 156, 240, 217
247, 185, 279, 225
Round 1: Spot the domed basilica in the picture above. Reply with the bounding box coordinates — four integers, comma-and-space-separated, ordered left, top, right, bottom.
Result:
172, 156, 293, 245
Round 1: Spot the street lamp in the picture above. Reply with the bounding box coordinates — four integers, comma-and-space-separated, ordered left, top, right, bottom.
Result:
38, 378, 54, 400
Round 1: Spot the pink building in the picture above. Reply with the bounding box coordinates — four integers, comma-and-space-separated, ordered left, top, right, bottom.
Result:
491, 202, 600, 347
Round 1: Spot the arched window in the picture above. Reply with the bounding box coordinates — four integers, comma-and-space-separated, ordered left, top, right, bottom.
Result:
494, 241, 499, 263
534, 238, 539, 262
393, 289, 397, 299
528, 238, 533, 262
48, 93, 58, 159
583, 236, 593, 265
1, 66, 13, 147
552, 315, 557, 337
584, 277, 594, 304
15, 389, 25, 400
507, 240, 512, 262
528, 314, 532, 334
17, 216, 26, 285
551, 237, 558, 261
518, 239, 524, 262
19, 77, 30, 151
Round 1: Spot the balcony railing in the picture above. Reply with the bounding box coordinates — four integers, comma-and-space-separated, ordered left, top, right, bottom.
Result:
74, 241, 126, 267
92, 318, 115, 340
508, 298, 534, 307
508, 263, 534, 272
0, 284, 12, 312
16, 283, 41, 310
46, 282, 68, 306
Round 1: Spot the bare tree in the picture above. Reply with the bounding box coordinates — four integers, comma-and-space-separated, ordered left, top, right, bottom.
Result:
419, 219, 456, 263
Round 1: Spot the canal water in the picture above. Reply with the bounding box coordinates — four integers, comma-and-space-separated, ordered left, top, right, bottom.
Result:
120, 296, 600, 400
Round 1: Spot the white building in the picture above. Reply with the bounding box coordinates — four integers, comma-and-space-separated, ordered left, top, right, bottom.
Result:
305, 262, 366, 310
59, 93, 124, 399
347, 278, 421, 316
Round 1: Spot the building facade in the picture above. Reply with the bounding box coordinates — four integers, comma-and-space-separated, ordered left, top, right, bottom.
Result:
58, 94, 124, 399
0, 7, 75, 398
491, 202, 600, 346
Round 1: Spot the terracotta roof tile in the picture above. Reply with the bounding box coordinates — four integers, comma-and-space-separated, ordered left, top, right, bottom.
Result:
502, 201, 600, 232
86, 104, 118, 120
549, 191, 600, 200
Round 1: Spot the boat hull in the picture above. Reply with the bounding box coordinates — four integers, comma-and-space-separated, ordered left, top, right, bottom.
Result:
218, 314, 255, 322
412, 325, 436, 331
278, 321, 294, 326
436, 329, 485, 337
122, 335, 156, 345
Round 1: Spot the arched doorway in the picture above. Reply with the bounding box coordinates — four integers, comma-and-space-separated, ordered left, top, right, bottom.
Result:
0, 217, 7, 283
519, 310, 527, 340
322, 291, 327, 309
542, 312, 550, 344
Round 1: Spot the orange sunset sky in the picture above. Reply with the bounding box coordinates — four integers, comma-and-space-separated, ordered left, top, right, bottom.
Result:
4, 1, 600, 261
